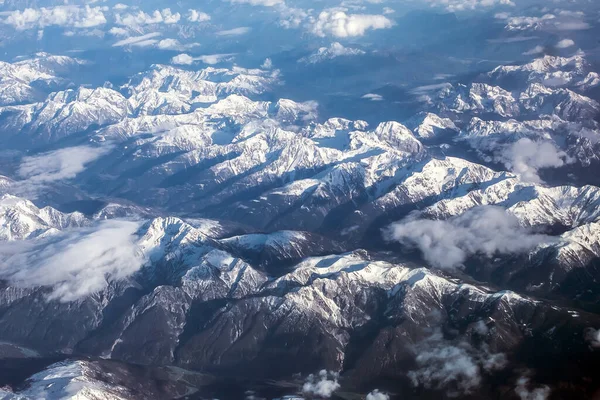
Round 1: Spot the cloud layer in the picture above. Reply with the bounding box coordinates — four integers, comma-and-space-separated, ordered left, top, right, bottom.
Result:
3, 6, 107, 30
0, 220, 145, 302
384, 206, 553, 270
18, 145, 110, 184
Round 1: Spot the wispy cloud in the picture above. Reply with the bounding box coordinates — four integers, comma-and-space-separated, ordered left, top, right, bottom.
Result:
408, 319, 507, 396
113, 32, 161, 47
515, 374, 551, 400
384, 206, 553, 270
427, 0, 515, 13
0, 220, 145, 302
171, 53, 236, 65
11, 145, 111, 198
18, 145, 110, 184
216, 27, 251, 36
506, 12, 590, 32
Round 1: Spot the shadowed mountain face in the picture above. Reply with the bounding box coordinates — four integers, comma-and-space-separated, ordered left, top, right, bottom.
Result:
1, 1, 600, 399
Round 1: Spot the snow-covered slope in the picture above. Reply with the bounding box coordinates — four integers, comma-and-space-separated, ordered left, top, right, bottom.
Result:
0, 194, 88, 240
0, 53, 85, 106
0, 361, 131, 400
404, 112, 459, 140
0, 52, 599, 398
488, 55, 600, 91
299, 42, 366, 64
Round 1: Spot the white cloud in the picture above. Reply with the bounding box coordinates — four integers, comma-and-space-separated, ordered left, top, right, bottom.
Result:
113, 32, 161, 47
279, 6, 310, 29
228, 0, 284, 6
497, 138, 571, 183
171, 53, 235, 66
302, 370, 340, 398
488, 36, 538, 44
523, 45, 545, 55
310, 9, 393, 38
216, 27, 251, 36
366, 389, 389, 400
585, 328, 600, 348
515, 375, 551, 400
427, 0, 514, 12
408, 322, 507, 396
362, 93, 383, 101
198, 54, 236, 65
11, 145, 111, 199
506, 13, 590, 32
18, 145, 110, 184
3, 6, 107, 31
171, 53, 195, 65
188, 9, 211, 23
384, 206, 553, 271
108, 26, 129, 36
115, 8, 180, 27
158, 38, 182, 50
574, 128, 600, 145
261, 58, 273, 69
0, 220, 145, 302
556, 39, 575, 48
156, 38, 196, 51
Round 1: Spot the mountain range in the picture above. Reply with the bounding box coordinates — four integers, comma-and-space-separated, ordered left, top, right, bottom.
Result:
0, 49, 600, 400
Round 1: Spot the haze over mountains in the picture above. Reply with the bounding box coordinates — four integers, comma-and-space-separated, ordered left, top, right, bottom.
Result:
0, 0, 600, 399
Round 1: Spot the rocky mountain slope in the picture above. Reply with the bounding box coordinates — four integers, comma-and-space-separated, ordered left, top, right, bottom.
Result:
0, 52, 600, 399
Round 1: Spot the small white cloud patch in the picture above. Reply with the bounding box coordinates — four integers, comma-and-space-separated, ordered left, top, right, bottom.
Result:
496, 138, 571, 184
310, 9, 393, 38
302, 370, 340, 398
362, 93, 384, 101
515, 375, 551, 400
261, 58, 273, 69
585, 328, 600, 348
172, 53, 195, 65
556, 39, 575, 48
523, 45, 545, 56
188, 10, 211, 23
427, 0, 514, 13
366, 389, 390, 400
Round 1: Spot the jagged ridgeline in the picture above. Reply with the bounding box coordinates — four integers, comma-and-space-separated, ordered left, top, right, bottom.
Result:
0, 16, 599, 400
